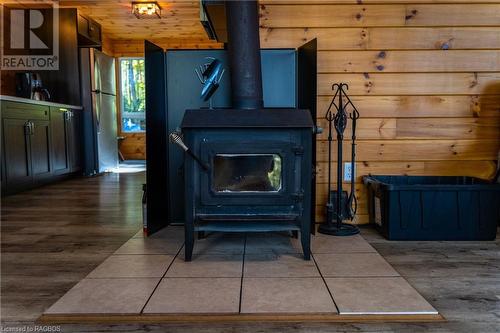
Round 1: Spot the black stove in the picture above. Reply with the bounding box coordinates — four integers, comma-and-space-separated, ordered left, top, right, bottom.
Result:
180, 109, 314, 260
173, 0, 316, 261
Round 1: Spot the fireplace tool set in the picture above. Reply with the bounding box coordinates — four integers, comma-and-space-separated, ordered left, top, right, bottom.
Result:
318, 83, 360, 236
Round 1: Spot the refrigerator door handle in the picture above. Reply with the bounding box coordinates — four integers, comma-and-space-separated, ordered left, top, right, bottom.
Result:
92, 92, 101, 133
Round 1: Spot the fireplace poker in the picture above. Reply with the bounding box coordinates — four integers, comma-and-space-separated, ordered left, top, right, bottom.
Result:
169, 132, 209, 171
347, 92, 360, 220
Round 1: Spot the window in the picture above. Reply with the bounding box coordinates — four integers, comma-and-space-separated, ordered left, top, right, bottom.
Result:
119, 58, 146, 132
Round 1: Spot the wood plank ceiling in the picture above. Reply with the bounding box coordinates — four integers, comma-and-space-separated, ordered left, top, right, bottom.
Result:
61, 0, 206, 40
58, 0, 222, 54
5, 0, 216, 47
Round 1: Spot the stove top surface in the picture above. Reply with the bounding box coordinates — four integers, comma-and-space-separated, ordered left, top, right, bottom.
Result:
181, 108, 314, 128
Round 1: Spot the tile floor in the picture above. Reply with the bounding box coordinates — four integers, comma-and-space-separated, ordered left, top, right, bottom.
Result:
44, 227, 438, 317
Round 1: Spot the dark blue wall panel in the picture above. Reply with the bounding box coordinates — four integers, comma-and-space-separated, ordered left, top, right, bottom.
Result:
166, 49, 297, 223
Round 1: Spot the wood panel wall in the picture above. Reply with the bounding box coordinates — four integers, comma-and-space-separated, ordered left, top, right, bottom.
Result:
110, 1, 500, 224
260, 1, 500, 223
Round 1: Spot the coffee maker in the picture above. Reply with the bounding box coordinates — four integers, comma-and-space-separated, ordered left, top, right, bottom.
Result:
15, 73, 51, 101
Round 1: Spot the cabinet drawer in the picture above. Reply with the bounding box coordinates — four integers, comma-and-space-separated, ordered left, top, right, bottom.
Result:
1, 101, 50, 120
77, 14, 89, 37
88, 21, 101, 41
77, 13, 101, 46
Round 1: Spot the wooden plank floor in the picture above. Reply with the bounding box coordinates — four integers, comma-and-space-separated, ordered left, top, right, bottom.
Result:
1, 172, 144, 324
2, 171, 499, 332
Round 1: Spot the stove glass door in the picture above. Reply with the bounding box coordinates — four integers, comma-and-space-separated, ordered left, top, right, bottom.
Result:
200, 140, 296, 206
213, 154, 282, 192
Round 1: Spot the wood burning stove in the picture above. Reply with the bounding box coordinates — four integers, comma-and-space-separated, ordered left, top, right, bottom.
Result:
166, 1, 317, 261
180, 109, 314, 261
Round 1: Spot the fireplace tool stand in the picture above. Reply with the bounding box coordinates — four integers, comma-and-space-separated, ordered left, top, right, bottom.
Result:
318, 83, 360, 236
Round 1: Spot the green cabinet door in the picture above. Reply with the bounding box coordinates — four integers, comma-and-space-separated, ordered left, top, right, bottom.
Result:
1, 101, 52, 194
1, 101, 84, 194
30, 119, 52, 182
2, 118, 32, 189
50, 107, 71, 175
68, 110, 83, 172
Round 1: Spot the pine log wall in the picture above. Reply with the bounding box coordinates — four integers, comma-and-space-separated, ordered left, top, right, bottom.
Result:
109, 1, 500, 224
259, 0, 500, 224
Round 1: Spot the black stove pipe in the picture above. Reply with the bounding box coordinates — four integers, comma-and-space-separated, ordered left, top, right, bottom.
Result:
225, 0, 263, 109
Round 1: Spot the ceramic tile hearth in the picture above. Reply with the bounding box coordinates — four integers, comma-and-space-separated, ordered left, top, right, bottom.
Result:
115, 237, 184, 255
325, 277, 439, 315
45, 278, 158, 314
240, 277, 336, 314
244, 253, 320, 278
314, 253, 400, 277
144, 278, 241, 314
41, 226, 439, 321
87, 254, 174, 278
166, 254, 243, 278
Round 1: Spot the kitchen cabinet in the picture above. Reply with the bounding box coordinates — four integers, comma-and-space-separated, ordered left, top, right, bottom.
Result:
77, 13, 102, 48
1, 102, 52, 191
2, 118, 32, 188
50, 107, 83, 175
50, 107, 71, 175
30, 119, 52, 182
39, 8, 81, 106
68, 109, 83, 172
1, 99, 83, 195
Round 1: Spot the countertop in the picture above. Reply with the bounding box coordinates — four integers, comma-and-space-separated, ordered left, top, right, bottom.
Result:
0, 95, 83, 110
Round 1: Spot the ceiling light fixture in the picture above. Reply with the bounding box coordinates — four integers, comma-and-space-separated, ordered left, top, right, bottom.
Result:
132, 2, 162, 19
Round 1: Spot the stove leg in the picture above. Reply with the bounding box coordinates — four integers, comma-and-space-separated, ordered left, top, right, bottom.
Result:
301, 231, 311, 260
185, 225, 194, 262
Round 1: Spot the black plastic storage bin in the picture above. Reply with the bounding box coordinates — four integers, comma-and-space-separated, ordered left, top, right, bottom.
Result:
363, 176, 500, 241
